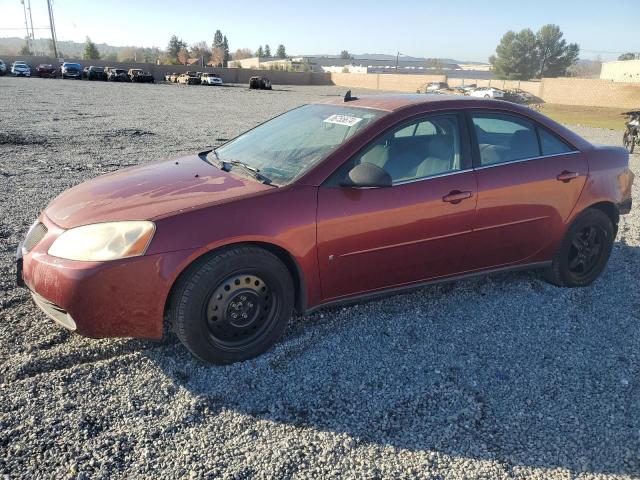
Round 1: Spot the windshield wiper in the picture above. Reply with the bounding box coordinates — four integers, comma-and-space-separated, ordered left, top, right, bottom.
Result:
204, 150, 273, 185
227, 160, 273, 185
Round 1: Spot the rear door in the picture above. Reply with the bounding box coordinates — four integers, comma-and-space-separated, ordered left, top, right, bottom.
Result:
316, 112, 478, 301
465, 111, 588, 270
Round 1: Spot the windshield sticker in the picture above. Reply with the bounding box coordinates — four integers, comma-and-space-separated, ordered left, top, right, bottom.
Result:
323, 114, 363, 127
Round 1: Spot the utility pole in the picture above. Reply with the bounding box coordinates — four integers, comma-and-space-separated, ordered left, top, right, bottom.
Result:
395, 51, 402, 72
27, 0, 35, 43
20, 0, 31, 52
46, 0, 59, 59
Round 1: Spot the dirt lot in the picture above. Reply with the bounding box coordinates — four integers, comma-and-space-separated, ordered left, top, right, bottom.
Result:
1, 77, 639, 480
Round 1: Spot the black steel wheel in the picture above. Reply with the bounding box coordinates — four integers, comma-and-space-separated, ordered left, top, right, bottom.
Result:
544, 208, 614, 287
171, 246, 294, 363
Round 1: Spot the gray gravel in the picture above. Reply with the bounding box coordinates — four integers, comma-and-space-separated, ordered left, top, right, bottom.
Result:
1, 77, 639, 479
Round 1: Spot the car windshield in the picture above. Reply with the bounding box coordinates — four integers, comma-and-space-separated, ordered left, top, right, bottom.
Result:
213, 104, 384, 185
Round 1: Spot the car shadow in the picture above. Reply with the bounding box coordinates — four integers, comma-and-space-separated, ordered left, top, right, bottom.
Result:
145, 240, 640, 476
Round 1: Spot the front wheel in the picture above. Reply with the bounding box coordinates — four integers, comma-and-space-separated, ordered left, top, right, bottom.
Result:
544, 208, 614, 287
171, 246, 294, 363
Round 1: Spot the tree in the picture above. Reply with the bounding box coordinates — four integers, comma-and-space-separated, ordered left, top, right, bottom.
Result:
490, 29, 539, 80
276, 44, 286, 59
340, 50, 351, 59
618, 52, 637, 61
490, 24, 578, 80
256, 45, 264, 57
190, 41, 211, 63
212, 30, 224, 50
82, 37, 100, 60
264, 44, 271, 57
167, 35, 187, 62
177, 48, 189, 65
223, 36, 230, 67
233, 48, 253, 60
535, 24, 579, 77
18, 39, 33, 56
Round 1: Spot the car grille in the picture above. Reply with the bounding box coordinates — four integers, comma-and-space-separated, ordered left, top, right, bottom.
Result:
23, 222, 48, 252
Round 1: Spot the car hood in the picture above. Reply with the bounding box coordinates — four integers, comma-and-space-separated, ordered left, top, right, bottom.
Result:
45, 153, 273, 229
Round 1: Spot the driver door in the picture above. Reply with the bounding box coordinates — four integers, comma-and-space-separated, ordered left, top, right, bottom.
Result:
316, 112, 478, 301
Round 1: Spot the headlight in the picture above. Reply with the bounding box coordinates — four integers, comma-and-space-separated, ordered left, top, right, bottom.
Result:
48, 221, 155, 261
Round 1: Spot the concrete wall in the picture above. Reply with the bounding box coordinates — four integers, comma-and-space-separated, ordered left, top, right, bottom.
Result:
330, 72, 445, 92
539, 77, 640, 108
600, 59, 640, 83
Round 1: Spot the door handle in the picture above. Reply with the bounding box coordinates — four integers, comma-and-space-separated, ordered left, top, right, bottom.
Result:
556, 171, 580, 182
442, 190, 472, 204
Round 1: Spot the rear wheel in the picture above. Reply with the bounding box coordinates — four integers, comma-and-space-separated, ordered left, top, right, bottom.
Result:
171, 246, 294, 363
544, 208, 614, 287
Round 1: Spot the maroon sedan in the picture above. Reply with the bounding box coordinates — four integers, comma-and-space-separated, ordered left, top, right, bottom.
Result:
36, 64, 57, 78
18, 94, 634, 363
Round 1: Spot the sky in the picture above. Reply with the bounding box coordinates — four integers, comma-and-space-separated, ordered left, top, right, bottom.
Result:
0, 0, 635, 62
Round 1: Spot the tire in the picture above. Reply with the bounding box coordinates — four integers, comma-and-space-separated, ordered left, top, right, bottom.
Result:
171, 246, 294, 364
544, 208, 614, 287
631, 135, 637, 154
484, 94, 490, 99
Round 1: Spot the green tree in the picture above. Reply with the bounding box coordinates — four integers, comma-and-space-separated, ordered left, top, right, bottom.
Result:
490, 29, 539, 80
167, 35, 187, 62
264, 44, 271, 57
82, 37, 100, 60
340, 50, 351, 59
618, 52, 637, 61
276, 44, 286, 59
223, 35, 230, 67
256, 45, 264, 57
212, 30, 224, 50
535, 24, 579, 77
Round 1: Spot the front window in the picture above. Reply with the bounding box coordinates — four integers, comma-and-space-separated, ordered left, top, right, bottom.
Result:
213, 104, 384, 185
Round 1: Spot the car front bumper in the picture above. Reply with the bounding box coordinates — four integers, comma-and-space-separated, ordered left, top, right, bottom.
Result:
17, 215, 198, 340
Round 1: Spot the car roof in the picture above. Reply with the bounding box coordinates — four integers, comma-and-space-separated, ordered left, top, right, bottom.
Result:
313, 93, 490, 112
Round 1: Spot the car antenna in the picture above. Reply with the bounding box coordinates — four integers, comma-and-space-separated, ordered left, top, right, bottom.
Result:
344, 90, 357, 102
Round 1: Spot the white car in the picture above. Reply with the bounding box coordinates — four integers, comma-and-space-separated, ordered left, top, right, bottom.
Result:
469, 87, 504, 99
201, 73, 223, 86
11, 61, 31, 77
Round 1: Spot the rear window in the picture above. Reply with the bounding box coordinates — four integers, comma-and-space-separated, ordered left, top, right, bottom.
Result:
539, 128, 573, 156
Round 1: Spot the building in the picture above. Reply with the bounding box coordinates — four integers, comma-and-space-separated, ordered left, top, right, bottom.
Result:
600, 59, 640, 83
228, 57, 307, 71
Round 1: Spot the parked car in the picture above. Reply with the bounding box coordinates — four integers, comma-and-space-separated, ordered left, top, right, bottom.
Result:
425, 81, 449, 93
128, 69, 154, 83
11, 61, 31, 77
0, 59, 7, 76
87, 66, 106, 81
61, 62, 82, 79
36, 64, 57, 78
469, 86, 504, 99
107, 68, 128, 82
164, 72, 174, 82
82, 66, 90, 79
249, 75, 272, 90
177, 72, 200, 85
201, 73, 223, 85
17, 94, 635, 363
169, 72, 180, 83
503, 88, 534, 104
453, 84, 476, 94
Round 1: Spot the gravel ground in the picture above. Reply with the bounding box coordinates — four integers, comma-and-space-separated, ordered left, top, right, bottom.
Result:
1, 77, 639, 479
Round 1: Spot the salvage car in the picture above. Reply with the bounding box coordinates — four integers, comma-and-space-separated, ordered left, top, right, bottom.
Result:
128, 68, 154, 83
177, 72, 200, 85
17, 93, 634, 364
36, 64, 57, 78
469, 86, 504, 99
107, 68, 128, 82
201, 72, 223, 85
11, 61, 31, 77
0, 59, 6, 75
61, 62, 82, 79
503, 88, 534, 104
249, 75, 272, 90
87, 66, 106, 81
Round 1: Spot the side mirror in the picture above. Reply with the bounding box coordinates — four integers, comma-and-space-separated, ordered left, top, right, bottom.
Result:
340, 162, 392, 188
